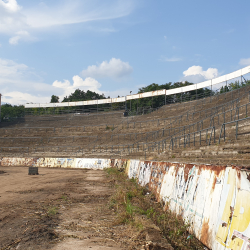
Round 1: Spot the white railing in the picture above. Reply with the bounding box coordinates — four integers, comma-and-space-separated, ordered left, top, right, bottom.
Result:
25, 65, 250, 108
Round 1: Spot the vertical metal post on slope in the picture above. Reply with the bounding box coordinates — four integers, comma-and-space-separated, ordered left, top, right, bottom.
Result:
236, 121, 238, 140
210, 80, 212, 102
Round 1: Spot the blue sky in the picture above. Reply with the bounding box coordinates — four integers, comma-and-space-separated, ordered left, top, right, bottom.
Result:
0, 0, 250, 105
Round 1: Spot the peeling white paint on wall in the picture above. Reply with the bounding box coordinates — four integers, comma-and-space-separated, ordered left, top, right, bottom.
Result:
1, 157, 250, 250
127, 159, 140, 179
138, 162, 152, 186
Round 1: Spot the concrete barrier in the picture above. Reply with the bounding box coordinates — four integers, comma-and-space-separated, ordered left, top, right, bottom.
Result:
0, 157, 249, 250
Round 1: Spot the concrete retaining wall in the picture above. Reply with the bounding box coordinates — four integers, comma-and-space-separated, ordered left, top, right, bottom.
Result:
1, 157, 249, 250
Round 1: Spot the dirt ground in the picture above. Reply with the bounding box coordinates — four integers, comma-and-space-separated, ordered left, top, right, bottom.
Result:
0, 166, 159, 250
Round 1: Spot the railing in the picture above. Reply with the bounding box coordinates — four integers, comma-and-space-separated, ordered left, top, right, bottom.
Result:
169, 127, 215, 150
0, 95, 246, 150
218, 117, 250, 143
1, 84, 250, 158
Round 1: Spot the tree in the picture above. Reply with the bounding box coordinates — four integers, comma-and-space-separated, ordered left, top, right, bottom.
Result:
1, 104, 25, 121
50, 95, 59, 103
62, 89, 106, 102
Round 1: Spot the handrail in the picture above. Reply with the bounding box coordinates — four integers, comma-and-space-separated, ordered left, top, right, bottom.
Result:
25, 65, 250, 108
218, 116, 250, 143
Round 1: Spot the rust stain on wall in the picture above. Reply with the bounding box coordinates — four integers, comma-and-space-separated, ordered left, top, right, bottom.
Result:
200, 219, 210, 247
149, 161, 167, 201
183, 164, 194, 182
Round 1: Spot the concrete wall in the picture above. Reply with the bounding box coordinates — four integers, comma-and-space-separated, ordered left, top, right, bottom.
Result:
1, 157, 250, 250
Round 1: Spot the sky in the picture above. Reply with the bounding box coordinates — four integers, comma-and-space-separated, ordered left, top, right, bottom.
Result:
0, 0, 250, 105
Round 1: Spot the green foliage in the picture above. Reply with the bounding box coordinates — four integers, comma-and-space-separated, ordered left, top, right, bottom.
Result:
106, 125, 114, 131
62, 88, 106, 102
126, 191, 135, 200
106, 168, 203, 249
47, 206, 58, 217
220, 80, 250, 93
1, 104, 25, 121
50, 95, 59, 103
129, 81, 213, 111
60, 195, 68, 201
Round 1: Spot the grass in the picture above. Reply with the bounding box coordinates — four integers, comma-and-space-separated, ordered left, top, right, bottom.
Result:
47, 207, 58, 217
106, 125, 114, 131
60, 194, 68, 201
105, 167, 204, 250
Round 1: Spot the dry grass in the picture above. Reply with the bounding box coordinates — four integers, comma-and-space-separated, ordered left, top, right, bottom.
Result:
105, 167, 205, 250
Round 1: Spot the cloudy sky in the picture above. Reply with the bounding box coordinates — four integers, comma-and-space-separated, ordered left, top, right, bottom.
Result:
0, 0, 250, 105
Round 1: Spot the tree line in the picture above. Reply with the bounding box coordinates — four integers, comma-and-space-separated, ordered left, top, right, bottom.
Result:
1, 79, 250, 120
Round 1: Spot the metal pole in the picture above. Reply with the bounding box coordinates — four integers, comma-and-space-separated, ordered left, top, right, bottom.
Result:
210, 80, 212, 102
236, 121, 238, 140
223, 124, 226, 141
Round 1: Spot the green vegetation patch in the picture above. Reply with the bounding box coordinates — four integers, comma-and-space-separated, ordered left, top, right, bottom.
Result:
105, 167, 205, 250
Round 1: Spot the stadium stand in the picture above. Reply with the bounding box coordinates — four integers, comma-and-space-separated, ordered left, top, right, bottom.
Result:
1, 84, 250, 167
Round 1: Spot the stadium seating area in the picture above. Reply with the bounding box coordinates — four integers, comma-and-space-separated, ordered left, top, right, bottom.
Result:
1, 85, 250, 166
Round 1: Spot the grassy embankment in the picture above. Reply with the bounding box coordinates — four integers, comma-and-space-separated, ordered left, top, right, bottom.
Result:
105, 167, 205, 250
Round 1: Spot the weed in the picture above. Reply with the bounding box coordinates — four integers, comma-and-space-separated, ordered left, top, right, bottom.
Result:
125, 201, 134, 217
47, 207, 58, 217
106, 125, 114, 131
60, 195, 68, 201
145, 207, 154, 218
135, 222, 144, 230
171, 155, 175, 158
105, 167, 121, 176
126, 191, 134, 200
106, 167, 204, 250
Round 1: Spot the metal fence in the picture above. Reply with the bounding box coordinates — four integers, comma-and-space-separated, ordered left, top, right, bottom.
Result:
1, 85, 250, 158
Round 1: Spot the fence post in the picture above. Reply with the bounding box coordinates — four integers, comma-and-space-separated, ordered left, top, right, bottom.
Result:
224, 124, 226, 142
214, 127, 215, 143
236, 121, 238, 140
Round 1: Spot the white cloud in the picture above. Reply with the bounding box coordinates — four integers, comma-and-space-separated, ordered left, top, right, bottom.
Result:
182, 65, 219, 83
0, 58, 55, 104
0, 0, 136, 45
53, 75, 102, 99
0, 0, 21, 12
160, 56, 182, 62
0, 57, 130, 105
81, 58, 133, 79
0, 58, 28, 77
239, 58, 250, 66
9, 30, 32, 45
2, 91, 50, 105
9, 35, 20, 45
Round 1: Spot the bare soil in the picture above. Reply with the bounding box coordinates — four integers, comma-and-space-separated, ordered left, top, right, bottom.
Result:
0, 166, 168, 250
